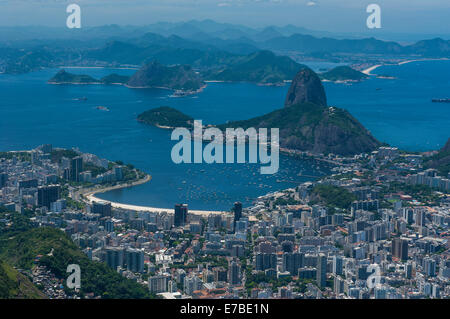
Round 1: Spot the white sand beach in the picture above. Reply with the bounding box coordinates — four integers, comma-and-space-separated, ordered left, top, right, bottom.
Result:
362, 64, 382, 75
362, 58, 449, 75
85, 193, 228, 216
78, 174, 228, 217
398, 58, 449, 65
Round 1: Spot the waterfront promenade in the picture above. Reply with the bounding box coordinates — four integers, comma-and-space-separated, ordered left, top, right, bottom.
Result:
74, 173, 229, 217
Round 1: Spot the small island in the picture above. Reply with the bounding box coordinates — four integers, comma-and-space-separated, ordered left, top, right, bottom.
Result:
127, 61, 205, 93
48, 63, 203, 94
319, 66, 368, 83
48, 70, 101, 84
48, 69, 130, 85
137, 106, 194, 129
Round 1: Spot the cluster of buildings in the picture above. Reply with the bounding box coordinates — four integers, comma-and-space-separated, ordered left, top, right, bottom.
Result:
31, 265, 70, 299
0, 144, 125, 213
407, 168, 450, 192
1, 144, 449, 299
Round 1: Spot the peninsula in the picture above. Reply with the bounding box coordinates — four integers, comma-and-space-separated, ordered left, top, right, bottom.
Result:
218, 67, 381, 155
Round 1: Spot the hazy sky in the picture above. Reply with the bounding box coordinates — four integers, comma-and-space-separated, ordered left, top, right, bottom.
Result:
0, 0, 449, 34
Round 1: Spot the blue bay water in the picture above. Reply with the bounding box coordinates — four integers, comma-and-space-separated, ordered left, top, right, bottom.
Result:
0, 67, 330, 210
0, 60, 449, 210
325, 60, 450, 151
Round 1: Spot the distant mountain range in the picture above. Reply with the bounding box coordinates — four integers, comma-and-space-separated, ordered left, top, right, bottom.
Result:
1, 20, 448, 44
262, 35, 450, 56
85, 37, 238, 68
1, 20, 449, 75
80, 31, 450, 65
0, 20, 333, 44
48, 50, 308, 87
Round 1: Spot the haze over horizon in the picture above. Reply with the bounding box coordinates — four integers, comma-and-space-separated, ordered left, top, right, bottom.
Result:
0, 0, 448, 37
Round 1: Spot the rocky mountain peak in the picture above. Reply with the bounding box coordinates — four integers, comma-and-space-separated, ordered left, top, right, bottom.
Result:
284, 68, 327, 107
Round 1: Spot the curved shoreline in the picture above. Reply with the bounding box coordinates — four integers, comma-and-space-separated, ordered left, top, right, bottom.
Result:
78, 174, 228, 217
67, 58, 448, 216
362, 64, 382, 75
362, 58, 450, 75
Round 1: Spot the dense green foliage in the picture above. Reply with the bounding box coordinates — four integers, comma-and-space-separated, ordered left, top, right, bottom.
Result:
0, 208, 32, 235
0, 218, 151, 299
381, 182, 441, 204
3, 49, 54, 74
0, 261, 45, 299
310, 184, 356, 209
274, 197, 301, 206
0, 151, 31, 161
122, 165, 142, 182
83, 163, 108, 178
49, 70, 99, 84
85, 39, 237, 68
217, 102, 380, 155
50, 149, 141, 183
319, 66, 368, 82
50, 149, 79, 162
205, 50, 305, 84
100, 73, 130, 84
424, 138, 450, 177
49, 70, 133, 86
245, 271, 293, 291
137, 106, 194, 129
127, 61, 203, 91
